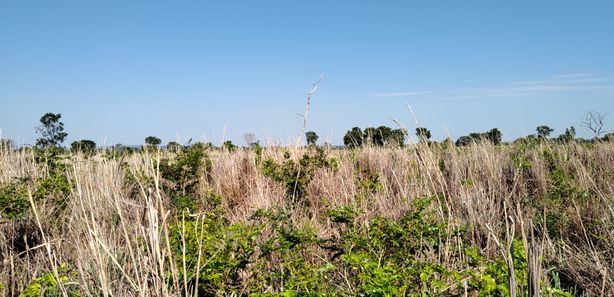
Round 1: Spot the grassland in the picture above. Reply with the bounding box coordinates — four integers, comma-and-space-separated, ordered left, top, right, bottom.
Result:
1, 141, 613, 296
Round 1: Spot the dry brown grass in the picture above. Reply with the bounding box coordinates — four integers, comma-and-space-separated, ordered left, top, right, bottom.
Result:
1, 141, 613, 296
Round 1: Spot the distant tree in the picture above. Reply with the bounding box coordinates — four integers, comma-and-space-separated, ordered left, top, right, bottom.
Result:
603, 133, 614, 142
145, 136, 161, 146
441, 137, 454, 148
222, 140, 237, 152
112, 143, 130, 154
557, 126, 576, 143
70, 139, 96, 154
486, 128, 502, 145
455, 136, 473, 147
536, 126, 554, 139
0, 138, 14, 151
468, 132, 482, 141
343, 127, 363, 148
389, 128, 406, 146
167, 141, 182, 152
415, 127, 431, 141
242, 133, 259, 147
363, 127, 380, 145
305, 131, 319, 146
364, 126, 405, 147
581, 111, 608, 139
513, 134, 540, 145
36, 112, 68, 148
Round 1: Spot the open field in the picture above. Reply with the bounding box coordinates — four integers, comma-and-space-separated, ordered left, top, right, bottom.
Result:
1, 141, 613, 296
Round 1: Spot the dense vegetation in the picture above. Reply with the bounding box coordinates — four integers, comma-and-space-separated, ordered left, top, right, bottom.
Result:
1, 137, 613, 296
0, 112, 613, 296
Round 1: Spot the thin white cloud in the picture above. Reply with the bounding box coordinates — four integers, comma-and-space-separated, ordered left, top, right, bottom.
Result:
550, 73, 594, 79
512, 73, 610, 86
438, 92, 536, 101
436, 73, 614, 101
372, 91, 430, 97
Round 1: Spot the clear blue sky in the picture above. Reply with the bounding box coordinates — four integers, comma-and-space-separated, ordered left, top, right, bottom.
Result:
1, 1, 613, 146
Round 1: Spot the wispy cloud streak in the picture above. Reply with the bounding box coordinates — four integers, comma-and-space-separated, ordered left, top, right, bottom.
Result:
372, 91, 430, 97
437, 73, 614, 101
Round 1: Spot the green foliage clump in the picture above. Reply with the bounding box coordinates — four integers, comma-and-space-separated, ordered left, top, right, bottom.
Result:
19, 263, 79, 297
158, 143, 216, 214
326, 205, 361, 225
33, 146, 67, 172
343, 126, 405, 148
168, 212, 262, 295
537, 125, 554, 139
160, 143, 208, 195
354, 162, 383, 194
70, 139, 96, 155
1, 172, 71, 221
0, 180, 30, 220
536, 149, 589, 239
336, 198, 464, 295
261, 148, 338, 203
145, 136, 161, 146
343, 127, 364, 148
415, 127, 431, 141
305, 131, 319, 146
222, 140, 237, 152
249, 209, 335, 295
457, 128, 502, 146
32, 172, 71, 205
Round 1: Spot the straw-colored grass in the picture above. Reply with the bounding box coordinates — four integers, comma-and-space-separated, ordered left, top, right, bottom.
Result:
0, 141, 613, 296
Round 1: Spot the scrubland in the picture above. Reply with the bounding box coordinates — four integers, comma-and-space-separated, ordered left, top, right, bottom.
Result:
1, 141, 613, 296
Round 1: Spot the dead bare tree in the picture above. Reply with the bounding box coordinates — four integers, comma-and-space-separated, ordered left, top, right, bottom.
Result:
242, 133, 257, 147
295, 74, 323, 148
581, 111, 608, 139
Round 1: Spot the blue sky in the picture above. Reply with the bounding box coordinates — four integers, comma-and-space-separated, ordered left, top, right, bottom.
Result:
1, 1, 613, 146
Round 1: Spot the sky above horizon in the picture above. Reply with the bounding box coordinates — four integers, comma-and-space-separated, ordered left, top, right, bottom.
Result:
1, 1, 614, 146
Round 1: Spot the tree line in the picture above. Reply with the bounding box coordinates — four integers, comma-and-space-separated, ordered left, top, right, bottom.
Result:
1, 112, 612, 153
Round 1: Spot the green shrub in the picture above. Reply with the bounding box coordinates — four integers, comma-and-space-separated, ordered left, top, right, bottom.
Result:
0, 181, 30, 220
160, 143, 208, 195
0, 172, 70, 221
353, 160, 383, 195
249, 209, 335, 295
168, 212, 262, 295
261, 149, 337, 204
19, 263, 79, 297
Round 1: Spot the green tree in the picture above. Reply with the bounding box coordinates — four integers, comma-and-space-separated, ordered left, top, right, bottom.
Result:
70, 140, 96, 154
364, 126, 404, 147
343, 127, 364, 148
145, 136, 161, 146
486, 128, 502, 145
389, 128, 406, 146
363, 127, 380, 145
557, 126, 576, 143
167, 141, 182, 152
415, 127, 431, 141
305, 131, 319, 146
468, 132, 482, 141
36, 113, 68, 148
455, 136, 473, 147
222, 140, 237, 152
536, 126, 554, 139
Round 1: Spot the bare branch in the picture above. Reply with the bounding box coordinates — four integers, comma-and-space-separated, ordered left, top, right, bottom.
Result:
295, 74, 324, 147
581, 111, 608, 139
